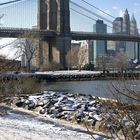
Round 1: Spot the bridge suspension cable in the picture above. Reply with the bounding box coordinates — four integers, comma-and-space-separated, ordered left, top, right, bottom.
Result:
70, 0, 139, 32
0, 0, 23, 6
70, 8, 112, 29
0, 0, 36, 28
80, 0, 115, 19
70, 1, 113, 25
77, 0, 140, 31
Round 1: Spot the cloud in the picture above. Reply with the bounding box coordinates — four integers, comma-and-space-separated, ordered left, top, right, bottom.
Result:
134, 2, 139, 6
112, 6, 124, 17
119, 9, 124, 17
112, 6, 119, 10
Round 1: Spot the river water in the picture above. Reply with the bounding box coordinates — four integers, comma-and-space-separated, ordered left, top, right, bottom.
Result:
41, 80, 140, 99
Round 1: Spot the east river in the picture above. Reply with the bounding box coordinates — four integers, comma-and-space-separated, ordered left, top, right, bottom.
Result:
41, 80, 140, 99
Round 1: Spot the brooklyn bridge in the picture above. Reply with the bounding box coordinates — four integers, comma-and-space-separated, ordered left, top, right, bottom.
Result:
0, 0, 140, 69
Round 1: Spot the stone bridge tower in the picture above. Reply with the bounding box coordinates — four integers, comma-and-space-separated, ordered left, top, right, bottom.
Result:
37, 0, 71, 69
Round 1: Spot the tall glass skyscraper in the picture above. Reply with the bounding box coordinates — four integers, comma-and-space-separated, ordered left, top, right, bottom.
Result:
113, 17, 125, 53
89, 20, 107, 65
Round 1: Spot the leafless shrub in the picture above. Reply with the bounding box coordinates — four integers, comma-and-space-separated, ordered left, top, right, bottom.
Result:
66, 47, 79, 70
99, 78, 140, 140
0, 77, 41, 103
113, 52, 129, 76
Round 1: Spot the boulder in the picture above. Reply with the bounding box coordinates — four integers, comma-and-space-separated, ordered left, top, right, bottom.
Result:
40, 108, 46, 114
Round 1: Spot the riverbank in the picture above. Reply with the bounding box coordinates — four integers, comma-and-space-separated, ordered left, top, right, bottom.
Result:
35, 70, 140, 81
3, 91, 139, 139
1, 70, 139, 81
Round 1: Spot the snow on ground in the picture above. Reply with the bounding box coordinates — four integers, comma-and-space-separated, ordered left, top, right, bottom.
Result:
0, 107, 108, 140
35, 70, 102, 76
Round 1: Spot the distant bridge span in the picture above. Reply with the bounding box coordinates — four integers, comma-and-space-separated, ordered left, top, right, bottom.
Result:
71, 31, 140, 42
1, 27, 140, 42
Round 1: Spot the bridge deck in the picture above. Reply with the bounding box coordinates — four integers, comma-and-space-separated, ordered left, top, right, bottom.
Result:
0, 27, 140, 42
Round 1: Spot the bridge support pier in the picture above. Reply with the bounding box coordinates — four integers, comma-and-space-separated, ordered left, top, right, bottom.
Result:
39, 35, 71, 70
56, 36, 71, 69
38, 0, 71, 70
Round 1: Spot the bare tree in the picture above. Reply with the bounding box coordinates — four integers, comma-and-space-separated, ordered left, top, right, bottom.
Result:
103, 79, 140, 140
113, 52, 129, 75
66, 47, 79, 70
14, 33, 39, 71
96, 54, 113, 74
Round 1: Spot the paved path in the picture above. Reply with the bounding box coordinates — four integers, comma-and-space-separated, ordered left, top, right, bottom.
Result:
0, 108, 107, 140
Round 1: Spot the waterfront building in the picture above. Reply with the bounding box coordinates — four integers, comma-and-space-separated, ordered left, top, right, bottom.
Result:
79, 41, 89, 66
92, 20, 107, 66
70, 40, 88, 68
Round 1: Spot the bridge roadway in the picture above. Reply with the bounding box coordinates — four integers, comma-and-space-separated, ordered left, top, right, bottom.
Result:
0, 27, 56, 39
0, 27, 140, 42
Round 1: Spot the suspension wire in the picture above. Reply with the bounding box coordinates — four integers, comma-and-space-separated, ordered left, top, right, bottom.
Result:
0, 38, 18, 49
0, 0, 23, 6
70, 1, 113, 25
80, 0, 115, 19
70, 0, 139, 32
71, 8, 112, 29
0, 0, 27, 9
0, 0, 36, 28
78, 0, 140, 31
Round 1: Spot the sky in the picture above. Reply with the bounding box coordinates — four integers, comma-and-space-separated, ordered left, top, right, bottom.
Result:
0, 0, 140, 58
70, 0, 140, 32
0, 0, 140, 31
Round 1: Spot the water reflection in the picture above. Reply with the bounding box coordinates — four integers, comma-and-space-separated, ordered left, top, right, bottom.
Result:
42, 81, 115, 97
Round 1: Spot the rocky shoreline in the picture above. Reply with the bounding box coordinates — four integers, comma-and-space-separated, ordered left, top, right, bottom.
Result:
6, 91, 140, 139
10, 91, 103, 126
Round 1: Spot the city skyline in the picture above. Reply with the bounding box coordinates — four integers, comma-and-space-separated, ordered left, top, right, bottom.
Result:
0, 0, 140, 60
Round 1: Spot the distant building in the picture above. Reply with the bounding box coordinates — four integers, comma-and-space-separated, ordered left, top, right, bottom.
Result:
126, 13, 138, 60
71, 40, 89, 67
113, 17, 123, 33
112, 9, 139, 61
107, 41, 116, 56
79, 41, 89, 66
123, 9, 130, 34
72, 20, 108, 67
92, 20, 107, 65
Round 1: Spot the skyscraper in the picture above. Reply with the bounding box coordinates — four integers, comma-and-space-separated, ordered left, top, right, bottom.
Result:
113, 17, 123, 33
112, 9, 139, 60
112, 17, 125, 53
123, 9, 130, 34
126, 13, 138, 60
91, 20, 107, 65
130, 13, 138, 35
